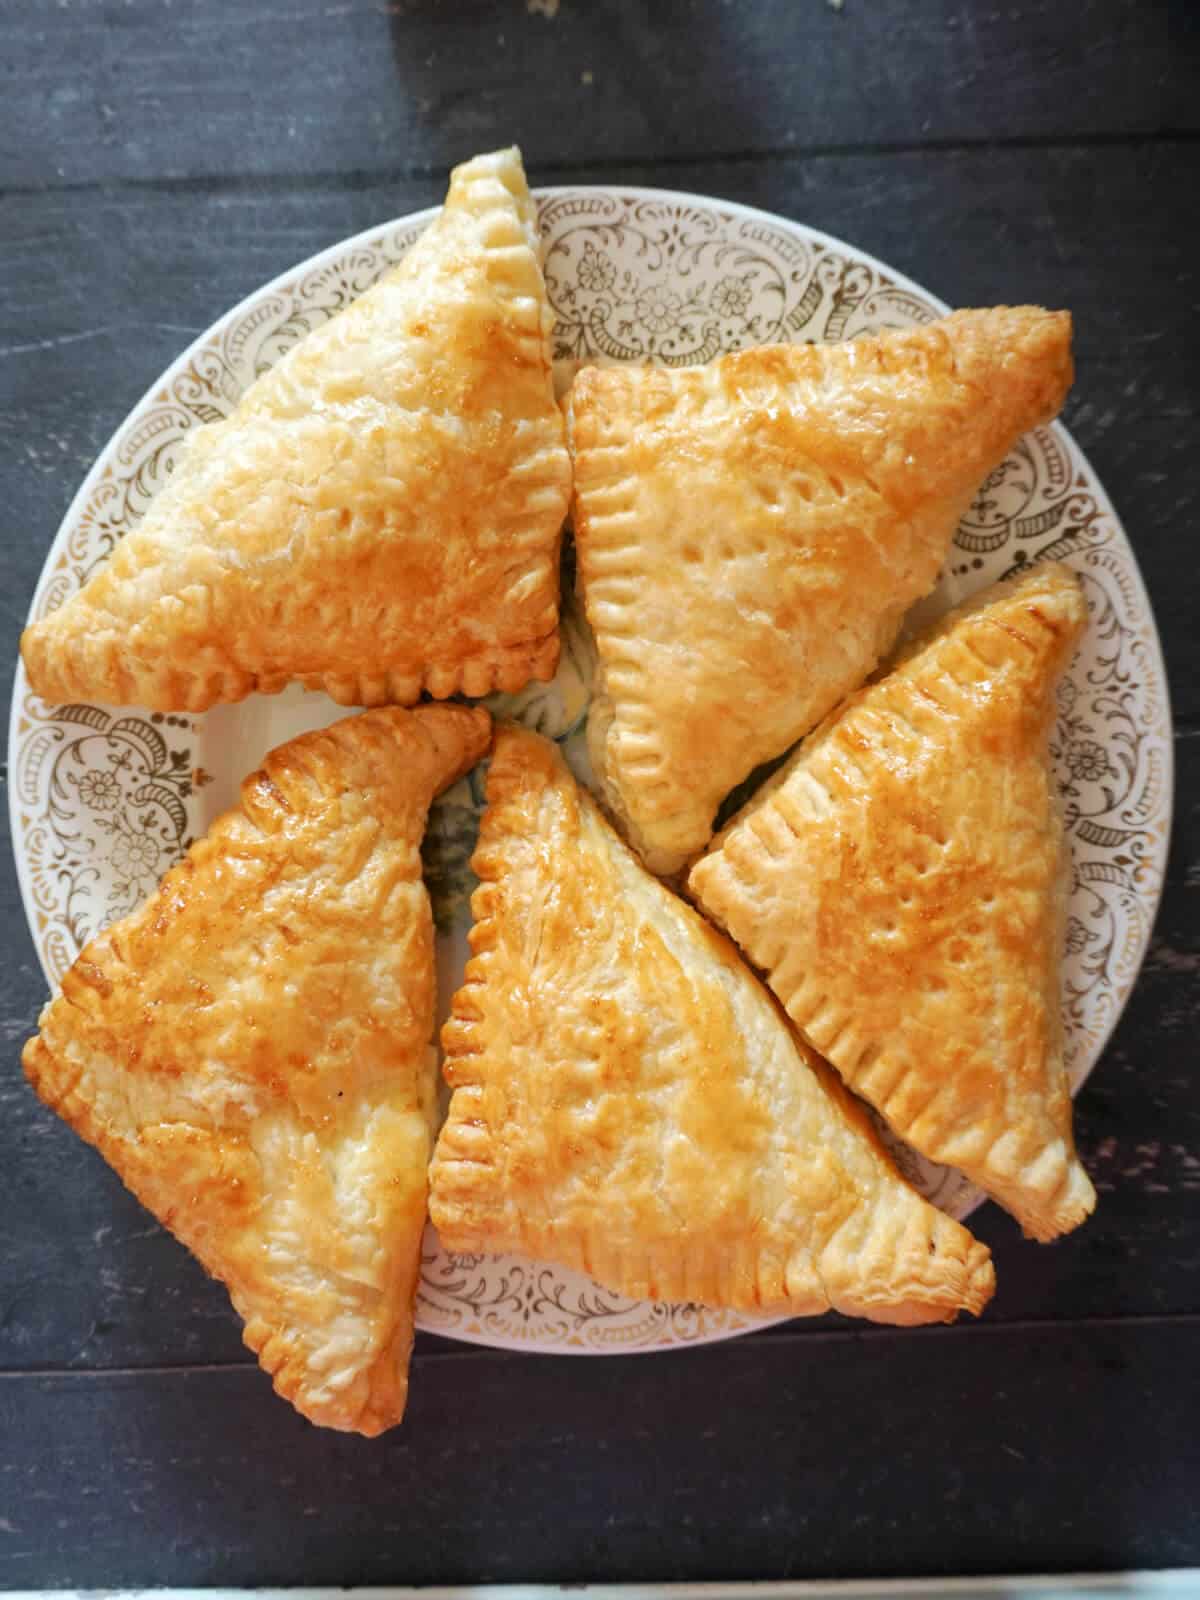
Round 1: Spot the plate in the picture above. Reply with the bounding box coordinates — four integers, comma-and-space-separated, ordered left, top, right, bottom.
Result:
9, 186, 1172, 1354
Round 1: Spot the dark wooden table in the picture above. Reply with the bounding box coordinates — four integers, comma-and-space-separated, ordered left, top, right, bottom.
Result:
2, 1, 1198, 1587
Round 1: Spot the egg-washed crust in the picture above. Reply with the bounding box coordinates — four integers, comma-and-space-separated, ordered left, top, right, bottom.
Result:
21, 148, 570, 712
690, 563, 1095, 1242
22, 703, 491, 1434
567, 306, 1074, 876
430, 724, 994, 1327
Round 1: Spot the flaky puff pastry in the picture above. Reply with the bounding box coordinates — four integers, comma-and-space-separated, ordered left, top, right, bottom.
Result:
23, 703, 491, 1434
22, 148, 569, 712
429, 725, 994, 1326
690, 563, 1095, 1241
567, 306, 1074, 875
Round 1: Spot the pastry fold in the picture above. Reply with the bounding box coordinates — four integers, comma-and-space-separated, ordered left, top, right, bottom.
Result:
690, 564, 1094, 1241
23, 703, 491, 1433
22, 147, 570, 712
429, 724, 994, 1326
567, 306, 1074, 873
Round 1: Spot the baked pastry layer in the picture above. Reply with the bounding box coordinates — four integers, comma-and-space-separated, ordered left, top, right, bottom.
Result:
22, 147, 570, 712
567, 306, 1074, 874
429, 724, 994, 1326
23, 703, 491, 1433
690, 563, 1094, 1241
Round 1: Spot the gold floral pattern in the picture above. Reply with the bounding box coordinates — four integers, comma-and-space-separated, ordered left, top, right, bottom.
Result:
10, 187, 1171, 1352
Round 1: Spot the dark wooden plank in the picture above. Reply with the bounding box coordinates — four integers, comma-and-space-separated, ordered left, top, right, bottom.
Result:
1, 3, 1196, 1590
1, 0, 1198, 193
1, 1320, 1198, 1586
1, 140, 1196, 723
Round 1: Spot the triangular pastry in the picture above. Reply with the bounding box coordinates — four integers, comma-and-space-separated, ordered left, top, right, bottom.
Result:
23, 703, 491, 1433
689, 563, 1094, 1241
22, 147, 570, 712
567, 306, 1074, 874
429, 725, 994, 1326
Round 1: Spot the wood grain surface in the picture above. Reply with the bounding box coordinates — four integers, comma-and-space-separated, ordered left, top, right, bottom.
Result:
1, 0, 1197, 1586
2, 1323, 1198, 1586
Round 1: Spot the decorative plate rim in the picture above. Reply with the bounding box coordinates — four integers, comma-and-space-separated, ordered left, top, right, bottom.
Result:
8, 183, 1174, 1357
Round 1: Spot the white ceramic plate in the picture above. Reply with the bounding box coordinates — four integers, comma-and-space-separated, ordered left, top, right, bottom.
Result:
9, 186, 1172, 1354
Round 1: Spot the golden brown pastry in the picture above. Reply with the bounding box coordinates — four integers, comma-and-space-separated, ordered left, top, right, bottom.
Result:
429, 724, 994, 1326
690, 563, 1094, 1241
567, 306, 1074, 874
22, 703, 491, 1434
22, 148, 570, 712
